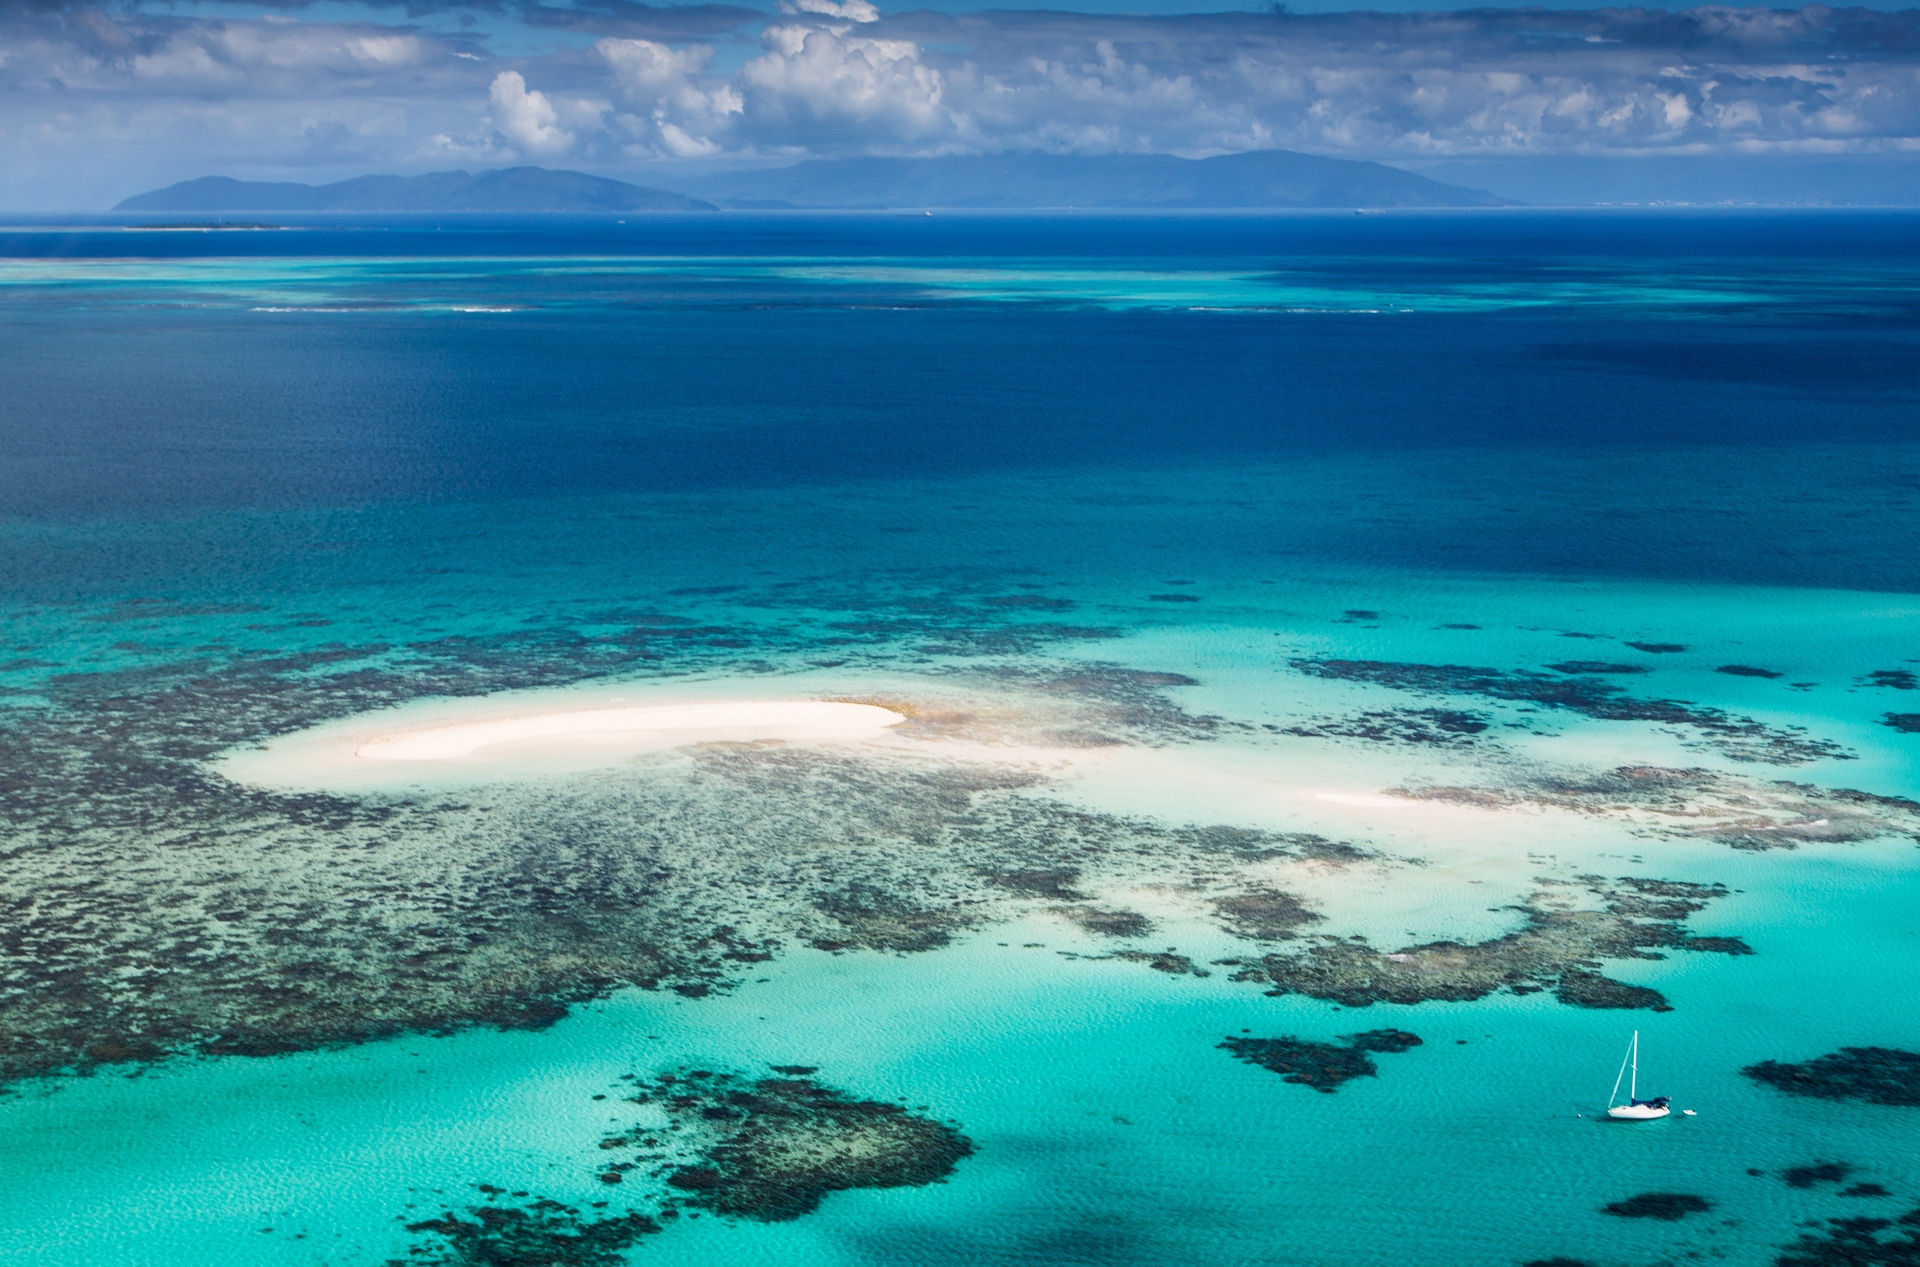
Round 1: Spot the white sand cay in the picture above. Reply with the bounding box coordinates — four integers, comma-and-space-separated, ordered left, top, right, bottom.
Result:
215, 693, 908, 791
355, 700, 904, 762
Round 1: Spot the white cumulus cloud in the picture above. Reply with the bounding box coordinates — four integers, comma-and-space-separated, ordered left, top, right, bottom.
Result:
489, 68, 572, 156
7, 2, 1920, 206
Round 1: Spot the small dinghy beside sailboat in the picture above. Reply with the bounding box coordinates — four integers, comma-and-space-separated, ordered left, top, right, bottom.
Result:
1605, 1030, 1671, 1120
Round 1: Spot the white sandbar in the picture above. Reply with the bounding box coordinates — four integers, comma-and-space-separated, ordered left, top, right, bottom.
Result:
215, 693, 906, 791
355, 700, 903, 762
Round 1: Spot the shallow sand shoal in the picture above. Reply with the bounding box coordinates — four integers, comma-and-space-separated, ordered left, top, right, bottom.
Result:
355, 700, 905, 761
214, 694, 909, 791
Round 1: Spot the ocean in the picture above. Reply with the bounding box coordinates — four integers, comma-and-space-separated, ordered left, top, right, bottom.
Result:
1, 210, 1917, 1267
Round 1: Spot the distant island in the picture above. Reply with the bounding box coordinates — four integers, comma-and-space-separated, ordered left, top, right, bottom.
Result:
677, 151, 1516, 210
117, 152, 1515, 214
117, 168, 715, 213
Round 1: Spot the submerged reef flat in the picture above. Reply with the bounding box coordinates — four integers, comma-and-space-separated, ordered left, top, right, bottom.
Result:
1221, 877, 1744, 1010
0, 584, 1824, 1086
0, 646, 1371, 1084
1744, 1048, 1920, 1107
1291, 658, 1851, 765
1389, 766, 1920, 852
617, 1069, 972, 1221
1219, 1028, 1422, 1092
1212, 890, 1324, 940
1280, 707, 1490, 747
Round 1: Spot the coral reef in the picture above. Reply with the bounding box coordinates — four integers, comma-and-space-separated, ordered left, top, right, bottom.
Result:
1061, 907, 1152, 938
1212, 891, 1323, 940
1388, 766, 1920, 852
618, 1069, 972, 1221
1744, 1048, 1920, 1107
1222, 876, 1742, 1010
1112, 951, 1208, 976
1601, 1192, 1712, 1220
1218, 1029, 1421, 1093
0, 645, 1376, 1084
1785, 1162, 1856, 1189
1291, 658, 1850, 764
1775, 1213, 1920, 1267
393, 1193, 659, 1266
1280, 708, 1490, 747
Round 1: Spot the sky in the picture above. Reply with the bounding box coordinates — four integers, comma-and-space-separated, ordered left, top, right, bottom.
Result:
3, 0, 1920, 208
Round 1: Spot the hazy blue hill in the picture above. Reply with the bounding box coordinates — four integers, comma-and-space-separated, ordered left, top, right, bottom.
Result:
678, 151, 1518, 209
116, 167, 715, 213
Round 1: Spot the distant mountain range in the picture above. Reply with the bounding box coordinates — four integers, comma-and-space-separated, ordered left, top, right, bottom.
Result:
117, 152, 1514, 214
116, 167, 714, 213
679, 152, 1515, 209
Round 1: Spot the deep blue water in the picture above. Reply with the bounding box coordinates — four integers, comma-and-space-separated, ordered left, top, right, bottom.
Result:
5, 212, 1920, 594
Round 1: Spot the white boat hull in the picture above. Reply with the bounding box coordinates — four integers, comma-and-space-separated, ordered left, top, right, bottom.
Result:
1606, 1104, 1671, 1121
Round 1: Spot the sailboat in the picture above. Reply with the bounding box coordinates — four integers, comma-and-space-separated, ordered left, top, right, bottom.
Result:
1605, 1030, 1671, 1120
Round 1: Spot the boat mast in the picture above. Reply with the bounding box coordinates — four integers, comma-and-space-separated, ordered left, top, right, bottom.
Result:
1608, 1032, 1634, 1108
1629, 1031, 1639, 1101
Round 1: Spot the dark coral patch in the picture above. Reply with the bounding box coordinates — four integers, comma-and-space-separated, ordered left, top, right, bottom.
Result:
622, 1070, 972, 1222
1866, 670, 1919, 690
1626, 642, 1688, 653
1290, 658, 1847, 764
1219, 1029, 1422, 1092
1547, 662, 1649, 675
1114, 951, 1205, 976
1283, 708, 1489, 746
1718, 664, 1785, 679
1346, 1029, 1423, 1053
1212, 891, 1323, 941
1063, 908, 1153, 938
983, 868, 1088, 900
1776, 1214, 1920, 1267
1601, 1193, 1712, 1220
1785, 1162, 1856, 1189
1554, 971, 1668, 1011
1219, 1037, 1378, 1092
1885, 714, 1920, 734
1230, 876, 1741, 1011
811, 884, 966, 953
1745, 1049, 1920, 1107
394, 1192, 659, 1266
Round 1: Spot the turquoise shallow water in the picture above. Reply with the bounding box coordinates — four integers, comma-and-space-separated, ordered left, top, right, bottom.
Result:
2, 213, 1918, 1267
7, 854, 1919, 1267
